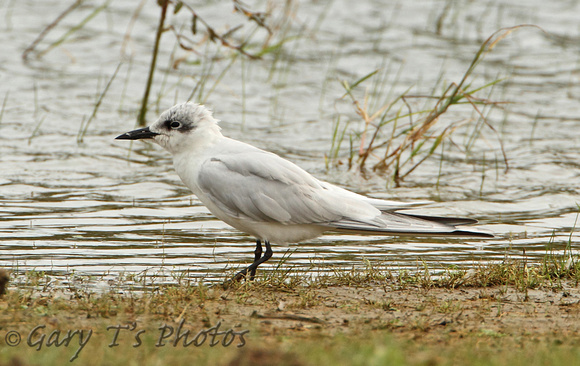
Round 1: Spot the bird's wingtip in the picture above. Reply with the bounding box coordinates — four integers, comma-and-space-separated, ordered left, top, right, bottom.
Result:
452, 229, 494, 238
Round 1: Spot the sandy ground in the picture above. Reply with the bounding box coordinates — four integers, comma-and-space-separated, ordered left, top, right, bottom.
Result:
208, 284, 580, 342
2, 281, 580, 365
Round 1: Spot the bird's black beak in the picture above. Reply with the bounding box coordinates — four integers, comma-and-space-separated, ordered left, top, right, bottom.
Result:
115, 127, 159, 140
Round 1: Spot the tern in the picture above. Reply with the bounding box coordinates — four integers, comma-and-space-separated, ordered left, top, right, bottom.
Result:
116, 102, 492, 281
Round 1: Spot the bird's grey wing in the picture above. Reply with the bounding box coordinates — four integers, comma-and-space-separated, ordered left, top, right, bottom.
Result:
319, 183, 481, 228
196, 151, 490, 237
196, 152, 379, 225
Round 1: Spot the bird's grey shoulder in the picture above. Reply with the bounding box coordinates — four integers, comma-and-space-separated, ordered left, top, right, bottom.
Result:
194, 143, 349, 224
199, 141, 321, 188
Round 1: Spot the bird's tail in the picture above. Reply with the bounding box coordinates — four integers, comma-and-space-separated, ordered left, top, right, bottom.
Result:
326, 211, 493, 238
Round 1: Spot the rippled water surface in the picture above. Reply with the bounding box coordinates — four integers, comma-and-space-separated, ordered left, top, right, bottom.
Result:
1, 0, 579, 287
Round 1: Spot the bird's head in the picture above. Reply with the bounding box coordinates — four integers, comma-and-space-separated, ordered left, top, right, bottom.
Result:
116, 102, 221, 155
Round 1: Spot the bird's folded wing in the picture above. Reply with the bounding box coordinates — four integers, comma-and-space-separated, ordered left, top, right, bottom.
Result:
196, 152, 381, 226
196, 151, 491, 237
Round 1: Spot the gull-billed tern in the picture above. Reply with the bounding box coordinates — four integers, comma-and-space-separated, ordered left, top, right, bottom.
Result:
116, 102, 492, 281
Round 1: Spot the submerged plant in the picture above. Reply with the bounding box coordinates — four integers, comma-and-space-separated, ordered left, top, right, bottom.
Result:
136, 0, 273, 126
22, 0, 282, 129
328, 26, 538, 186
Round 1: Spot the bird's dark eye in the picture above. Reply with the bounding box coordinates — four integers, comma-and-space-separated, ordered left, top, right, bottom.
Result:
170, 121, 181, 129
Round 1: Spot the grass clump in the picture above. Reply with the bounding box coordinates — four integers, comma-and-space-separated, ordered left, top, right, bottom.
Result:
219, 246, 580, 295
326, 26, 543, 185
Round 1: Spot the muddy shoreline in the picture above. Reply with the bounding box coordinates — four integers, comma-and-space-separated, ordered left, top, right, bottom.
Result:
2, 275, 580, 365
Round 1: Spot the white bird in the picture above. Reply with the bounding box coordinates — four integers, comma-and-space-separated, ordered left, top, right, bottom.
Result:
116, 102, 492, 281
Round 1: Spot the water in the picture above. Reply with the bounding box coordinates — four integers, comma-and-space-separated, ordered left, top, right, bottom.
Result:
0, 0, 579, 287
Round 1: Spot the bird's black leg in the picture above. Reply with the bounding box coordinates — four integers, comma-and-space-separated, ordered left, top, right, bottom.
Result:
250, 239, 262, 280
230, 240, 273, 283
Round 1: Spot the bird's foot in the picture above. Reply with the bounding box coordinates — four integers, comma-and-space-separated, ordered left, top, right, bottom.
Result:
222, 240, 272, 288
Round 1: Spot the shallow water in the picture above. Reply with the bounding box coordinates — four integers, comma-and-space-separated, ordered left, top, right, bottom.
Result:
0, 0, 579, 288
